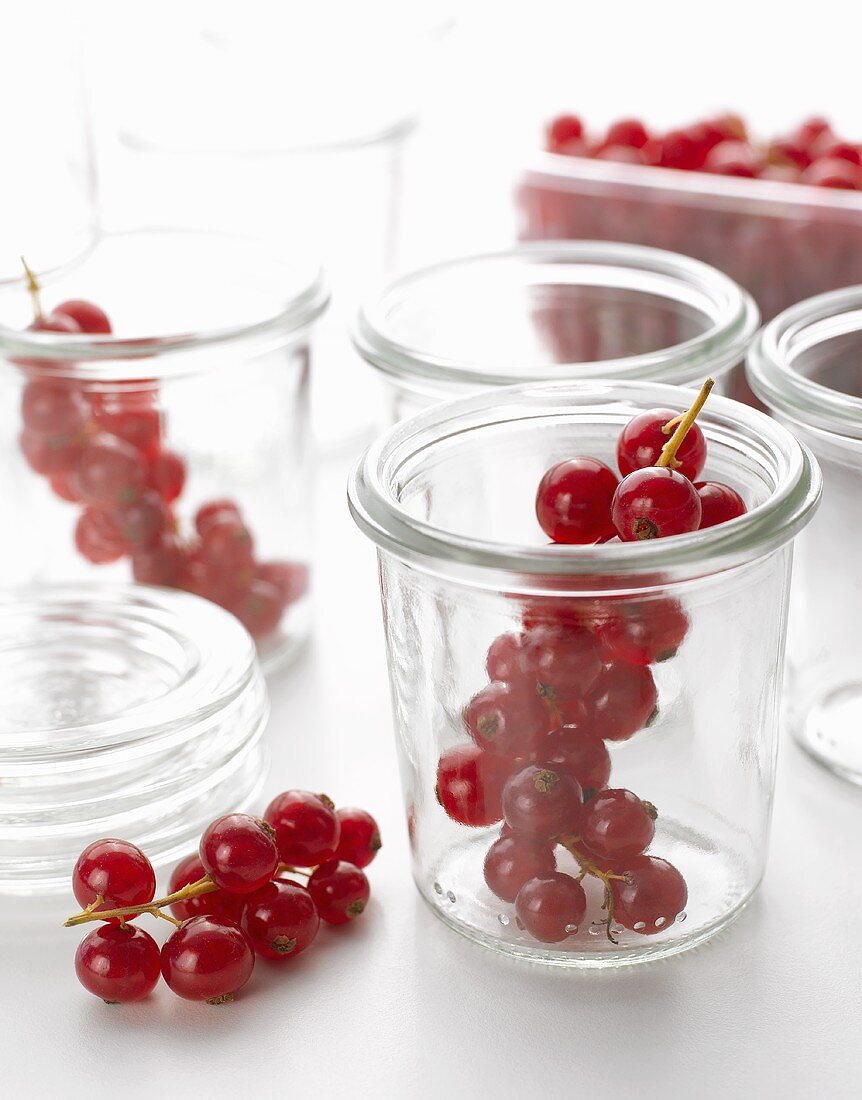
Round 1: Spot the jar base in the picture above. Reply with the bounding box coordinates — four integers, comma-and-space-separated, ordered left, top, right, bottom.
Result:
793, 680, 862, 785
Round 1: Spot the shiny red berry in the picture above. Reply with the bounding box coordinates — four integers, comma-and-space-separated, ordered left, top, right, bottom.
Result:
160, 916, 255, 1003
242, 879, 320, 959
72, 838, 156, 917
535, 457, 619, 544
75, 924, 160, 1003
54, 298, 112, 334
308, 860, 370, 925
695, 481, 747, 529
199, 814, 279, 895
515, 873, 587, 942
21, 379, 88, 436
583, 663, 657, 741
595, 597, 688, 665
617, 408, 706, 482
334, 808, 381, 869
580, 789, 657, 862
519, 624, 602, 703
78, 433, 147, 508
194, 499, 241, 536
264, 790, 340, 867
801, 157, 859, 189
132, 533, 187, 586
462, 680, 549, 756
147, 450, 186, 502
93, 404, 162, 459
483, 834, 556, 902
168, 853, 245, 923
547, 114, 584, 153
435, 743, 510, 827
502, 764, 582, 840
612, 467, 701, 541
74, 508, 129, 564
604, 118, 649, 149
543, 726, 612, 791
611, 856, 687, 934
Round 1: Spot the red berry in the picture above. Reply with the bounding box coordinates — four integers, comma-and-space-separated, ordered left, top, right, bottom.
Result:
199, 814, 279, 895
168, 854, 245, 923
703, 139, 760, 177
78, 433, 147, 508
241, 880, 320, 959
72, 839, 156, 917
659, 129, 705, 170
435, 743, 510, 827
547, 114, 584, 153
462, 680, 549, 756
264, 790, 341, 867
502, 764, 582, 840
483, 834, 556, 902
595, 597, 688, 665
612, 467, 701, 541
543, 726, 612, 790
308, 860, 370, 925
50, 471, 83, 503
21, 378, 88, 436
132, 533, 187, 586
582, 663, 657, 741
519, 624, 602, 704
160, 916, 255, 1003
93, 404, 161, 459
54, 298, 112, 334
201, 514, 255, 570
74, 508, 129, 564
515, 873, 587, 942
255, 560, 309, 607
535, 457, 619, 544
695, 481, 747, 528
28, 310, 81, 335
815, 140, 862, 166
791, 116, 833, 149
486, 632, 526, 683
228, 579, 283, 638
114, 489, 166, 549
617, 408, 706, 482
75, 924, 160, 1003
194, 499, 241, 536
604, 118, 649, 149
147, 450, 186, 503
594, 144, 649, 165
580, 789, 656, 862
334, 808, 381, 869
801, 157, 859, 189
19, 429, 83, 475
766, 138, 811, 170
611, 856, 687, 934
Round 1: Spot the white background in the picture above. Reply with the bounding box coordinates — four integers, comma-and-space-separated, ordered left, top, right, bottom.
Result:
3, 2, 862, 1097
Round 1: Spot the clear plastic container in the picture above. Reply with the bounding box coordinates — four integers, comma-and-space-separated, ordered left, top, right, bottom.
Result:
349, 380, 820, 966
92, 4, 452, 450
0, 584, 269, 895
517, 151, 862, 404
354, 243, 758, 423
0, 229, 327, 671
0, 9, 97, 283
747, 287, 862, 783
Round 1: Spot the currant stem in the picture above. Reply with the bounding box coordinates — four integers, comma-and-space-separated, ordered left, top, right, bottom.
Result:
63, 874, 217, 928
20, 256, 42, 322
656, 378, 714, 470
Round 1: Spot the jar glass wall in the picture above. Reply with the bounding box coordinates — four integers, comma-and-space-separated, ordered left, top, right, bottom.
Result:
354, 243, 759, 424
0, 230, 327, 671
349, 381, 819, 966
748, 287, 862, 782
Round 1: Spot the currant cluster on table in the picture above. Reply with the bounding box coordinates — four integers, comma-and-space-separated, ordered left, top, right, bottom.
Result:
68, 792, 380, 1005
521, 113, 862, 326
435, 386, 738, 945
16, 280, 305, 639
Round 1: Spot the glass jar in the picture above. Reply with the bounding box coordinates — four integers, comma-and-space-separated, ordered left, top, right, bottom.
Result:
0, 584, 269, 895
354, 243, 759, 424
747, 287, 862, 783
0, 229, 328, 671
349, 380, 819, 966
0, 8, 97, 282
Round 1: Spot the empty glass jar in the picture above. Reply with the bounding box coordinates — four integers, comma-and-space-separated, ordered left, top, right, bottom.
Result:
0, 229, 327, 670
349, 380, 819, 966
354, 242, 759, 423
748, 288, 862, 783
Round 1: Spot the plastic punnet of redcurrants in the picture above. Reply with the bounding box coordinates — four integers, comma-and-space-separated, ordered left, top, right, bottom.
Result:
67, 794, 381, 1005
436, 380, 746, 946
14, 261, 307, 643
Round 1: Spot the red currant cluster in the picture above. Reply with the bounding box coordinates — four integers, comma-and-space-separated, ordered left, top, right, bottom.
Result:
434, 388, 738, 945
547, 113, 862, 188
522, 114, 862, 328
15, 265, 305, 638
67, 793, 380, 1005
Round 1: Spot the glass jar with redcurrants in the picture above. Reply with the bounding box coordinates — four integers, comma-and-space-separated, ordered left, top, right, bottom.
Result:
350, 378, 820, 966
0, 230, 328, 670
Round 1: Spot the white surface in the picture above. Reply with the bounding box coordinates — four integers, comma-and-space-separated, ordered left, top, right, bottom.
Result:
4, 2, 862, 1095
2, 450, 861, 1098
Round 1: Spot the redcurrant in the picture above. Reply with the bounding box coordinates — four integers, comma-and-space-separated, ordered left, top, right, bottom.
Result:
308, 860, 370, 925
695, 481, 747, 528
582, 662, 657, 741
334, 808, 381, 869
75, 508, 129, 564
264, 790, 340, 867
483, 834, 556, 902
612, 467, 702, 541
168, 853, 245, 923
502, 764, 583, 840
611, 855, 687, 934
241, 879, 320, 959
462, 680, 549, 756
535, 457, 618, 544
435, 743, 510, 827
199, 814, 279, 895
543, 726, 612, 791
72, 838, 156, 917
580, 789, 657, 862
160, 916, 255, 1003
515, 873, 587, 942
75, 924, 160, 1003
78, 433, 147, 508
617, 408, 706, 482
54, 299, 112, 334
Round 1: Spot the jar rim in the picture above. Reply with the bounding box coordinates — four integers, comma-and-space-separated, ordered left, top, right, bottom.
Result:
0, 228, 329, 379
348, 379, 821, 583
747, 285, 862, 439
353, 241, 759, 390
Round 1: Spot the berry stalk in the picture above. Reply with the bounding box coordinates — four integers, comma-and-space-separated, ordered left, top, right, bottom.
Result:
20, 256, 43, 322
656, 378, 714, 469
64, 874, 217, 928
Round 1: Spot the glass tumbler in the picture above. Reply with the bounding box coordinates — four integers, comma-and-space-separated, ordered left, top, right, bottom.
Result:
349, 381, 820, 966
354, 243, 759, 424
0, 229, 328, 671
748, 287, 862, 783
